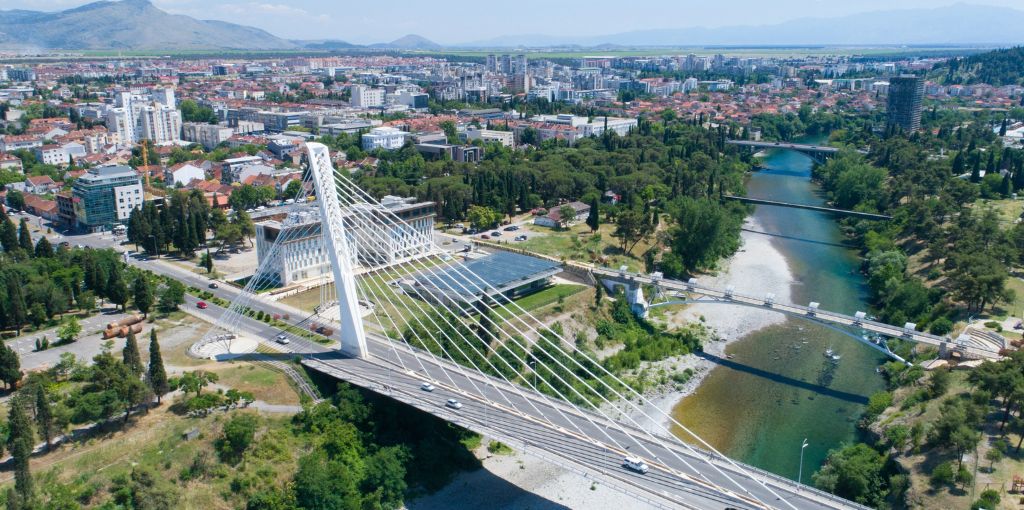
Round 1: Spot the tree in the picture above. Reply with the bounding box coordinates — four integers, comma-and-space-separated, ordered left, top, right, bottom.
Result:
218, 413, 258, 463
7, 394, 33, 502
594, 283, 604, 307
33, 237, 51, 258
558, 205, 578, 228
200, 249, 214, 274
123, 330, 143, 376
812, 443, 887, 507
466, 205, 501, 230
586, 197, 600, 232
284, 179, 303, 200
34, 383, 53, 449
107, 269, 129, 312
158, 280, 186, 312
0, 342, 22, 390
985, 447, 1003, 472
132, 274, 153, 317
57, 316, 81, 344
16, 218, 31, 253
5, 190, 24, 212
0, 216, 16, 253
177, 370, 218, 397
147, 329, 169, 404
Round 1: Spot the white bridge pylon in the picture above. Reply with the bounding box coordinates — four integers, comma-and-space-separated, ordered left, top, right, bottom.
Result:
306, 142, 368, 358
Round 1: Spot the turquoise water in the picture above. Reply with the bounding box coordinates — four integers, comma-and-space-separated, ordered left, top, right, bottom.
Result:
671, 140, 887, 480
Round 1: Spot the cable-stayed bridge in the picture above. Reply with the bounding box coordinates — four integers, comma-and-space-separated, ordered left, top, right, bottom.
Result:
199, 142, 901, 509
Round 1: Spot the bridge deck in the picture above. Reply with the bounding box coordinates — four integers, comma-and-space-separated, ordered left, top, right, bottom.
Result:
722, 195, 893, 220
725, 140, 839, 153
591, 267, 1000, 361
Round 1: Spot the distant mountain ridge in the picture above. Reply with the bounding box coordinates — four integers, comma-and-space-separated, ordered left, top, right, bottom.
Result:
0, 0, 296, 50
369, 34, 442, 50
460, 4, 1024, 47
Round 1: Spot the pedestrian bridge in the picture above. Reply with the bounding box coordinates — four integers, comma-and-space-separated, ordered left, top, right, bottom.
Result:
726, 140, 847, 165
591, 265, 1003, 362
202, 142, 884, 510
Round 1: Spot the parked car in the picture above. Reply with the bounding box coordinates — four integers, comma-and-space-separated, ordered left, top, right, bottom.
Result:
480, 234, 490, 240
196, 301, 208, 309
514, 235, 527, 241
445, 398, 463, 410
275, 334, 290, 345
490, 231, 502, 237
623, 457, 649, 474
420, 382, 435, 392
503, 225, 519, 231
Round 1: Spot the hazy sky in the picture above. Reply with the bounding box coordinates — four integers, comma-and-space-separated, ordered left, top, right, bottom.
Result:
2, 0, 1023, 43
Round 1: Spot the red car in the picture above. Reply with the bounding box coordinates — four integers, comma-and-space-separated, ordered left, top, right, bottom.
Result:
197, 301, 208, 309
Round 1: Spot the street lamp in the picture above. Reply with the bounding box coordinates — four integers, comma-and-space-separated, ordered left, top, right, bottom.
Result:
798, 438, 809, 485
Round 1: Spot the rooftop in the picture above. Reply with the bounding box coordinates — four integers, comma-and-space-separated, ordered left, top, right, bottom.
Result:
407, 251, 561, 300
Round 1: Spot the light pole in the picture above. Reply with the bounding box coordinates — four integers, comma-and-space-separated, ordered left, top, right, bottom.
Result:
798, 438, 809, 485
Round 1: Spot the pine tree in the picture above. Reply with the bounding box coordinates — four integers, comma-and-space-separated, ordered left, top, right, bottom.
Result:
594, 283, 604, 307
34, 384, 52, 450
33, 237, 52, 259
147, 329, 169, 404
0, 217, 17, 253
0, 341, 21, 390
123, 330, 143, 376
7, 394, 33, 502
16, 219, 31, 253
132, 274, 153, 317
586, 197, 600, 233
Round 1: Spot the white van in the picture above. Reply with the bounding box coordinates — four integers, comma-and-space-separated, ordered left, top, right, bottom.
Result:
623, 457, 649, 474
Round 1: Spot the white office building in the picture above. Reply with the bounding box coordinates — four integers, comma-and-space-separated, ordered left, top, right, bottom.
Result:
255, 196, 436, 286
351, 86, 385, 108
361, 126, 407, 151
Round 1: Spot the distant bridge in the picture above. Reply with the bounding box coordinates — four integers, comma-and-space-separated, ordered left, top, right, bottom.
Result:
721, 195, 893, 221
589, 265, 1003, 362
726, 140, 846, 165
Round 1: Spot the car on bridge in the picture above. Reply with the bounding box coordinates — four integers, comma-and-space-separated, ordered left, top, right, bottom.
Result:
623, 456, 649, 474
275, 334, 290, 345
420, 382, 435, 392
445, 398, 463, 409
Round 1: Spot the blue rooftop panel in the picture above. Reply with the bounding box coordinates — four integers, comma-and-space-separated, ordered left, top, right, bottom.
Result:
411, 251, 561, 296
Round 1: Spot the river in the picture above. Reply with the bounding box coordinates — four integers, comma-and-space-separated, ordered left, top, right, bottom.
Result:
670, 138, 888, 481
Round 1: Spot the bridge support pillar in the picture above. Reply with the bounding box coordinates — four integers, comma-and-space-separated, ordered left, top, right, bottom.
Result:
305, 142, 368, 359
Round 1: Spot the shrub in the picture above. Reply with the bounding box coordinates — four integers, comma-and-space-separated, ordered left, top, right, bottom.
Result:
929, 317, 953, 335
930, 461, 955, 487
972, 489, 1000, 510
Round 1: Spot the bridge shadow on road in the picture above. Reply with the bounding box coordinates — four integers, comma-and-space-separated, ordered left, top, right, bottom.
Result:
697, 352, 870, 405
405, 462, 572, 510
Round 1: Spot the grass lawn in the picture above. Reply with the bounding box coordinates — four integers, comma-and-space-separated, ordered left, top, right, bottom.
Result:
518, 223, 652, 272
493, 284, 585, 321
213, 363, 301, 405
974, 197, 1023, 226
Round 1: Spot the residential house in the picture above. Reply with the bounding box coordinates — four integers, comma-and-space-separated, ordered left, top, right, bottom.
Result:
0, 154, 22, 173
25, 175, 58, 194
533, 201, 591, 228
166, 162, 207, 187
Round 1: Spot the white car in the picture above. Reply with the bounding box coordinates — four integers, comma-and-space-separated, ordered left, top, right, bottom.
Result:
445, 398, 463, 409
420, 382, 435, 392
275, 334, 290, 345
623, 457, 649, 474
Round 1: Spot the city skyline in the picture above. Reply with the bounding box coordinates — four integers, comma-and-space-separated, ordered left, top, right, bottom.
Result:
1, 0, 1024, 44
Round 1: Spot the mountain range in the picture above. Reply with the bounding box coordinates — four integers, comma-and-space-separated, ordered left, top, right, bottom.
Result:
1, 1, 1023, 51
0, 0, 296, 50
